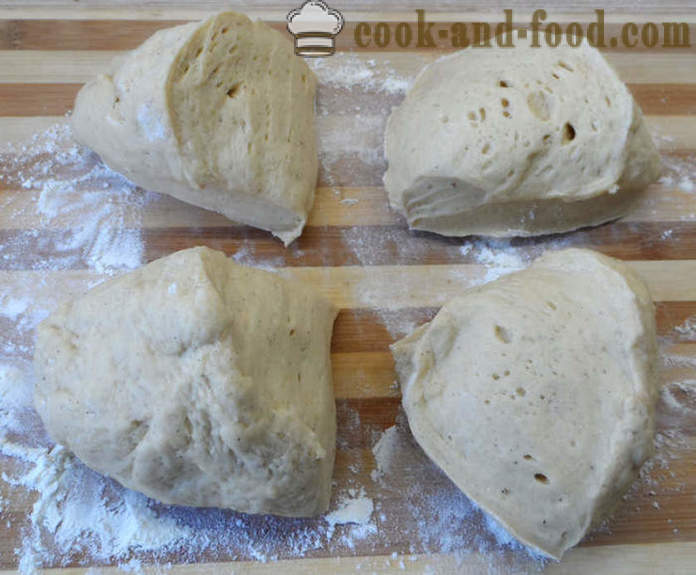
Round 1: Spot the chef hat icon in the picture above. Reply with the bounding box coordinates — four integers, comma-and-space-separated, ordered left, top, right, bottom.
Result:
287, 1, 344, 57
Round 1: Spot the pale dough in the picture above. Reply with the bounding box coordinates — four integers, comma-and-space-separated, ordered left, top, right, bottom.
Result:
391, 248, 657, 558
384, 39, 661, 237
72, 12, 318, 245
34, 247, 337, 517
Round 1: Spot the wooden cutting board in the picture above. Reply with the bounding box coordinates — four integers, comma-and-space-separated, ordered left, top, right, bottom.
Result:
1, 2, 696, 573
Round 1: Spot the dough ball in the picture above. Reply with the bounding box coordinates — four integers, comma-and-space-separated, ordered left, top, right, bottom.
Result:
34, 247, 337, 517
72, 12, 318, 245
391, 248, 657, 558
384, 40, 661, 237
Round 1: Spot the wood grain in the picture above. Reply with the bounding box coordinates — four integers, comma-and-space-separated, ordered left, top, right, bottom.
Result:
0, 541, 694, 575
0, 19, 184, 50
0, 18, 694, 53
1, 82, 696, 117
0, 260, 694, 310
0, 220, 695, 271
3, 114, 696, 154
2, 50, 696, 84
1, 3, 696, 573
0, 182, 691, 229
1, 306, 695, 400
3, 2, 696, 18
1, 301, 691, 365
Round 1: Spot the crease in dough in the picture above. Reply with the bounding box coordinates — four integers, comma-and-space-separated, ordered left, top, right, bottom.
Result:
72, 12, 318, 245
34, 247, 337, 517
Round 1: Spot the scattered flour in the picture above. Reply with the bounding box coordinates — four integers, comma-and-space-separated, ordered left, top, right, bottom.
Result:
673, 315, 696, 339
678, 177, 695, 193
0, 123, 175, 572
341, 229, 564, 339
311, 52, 412, 193
325, 488, 377, 550
318, 113, 386, 185
657, 154, 696, 221
367, 419, 545, 567
0, 296, 30, 321
8, 444, 194, 568
371, 425, 399, 482
1, 123, 146, 275
326, 493, 374, 527
470, 240, 529, 282
0, 363, 35, 436
0, 41, 694, 575
308, 53, 412, 94
660, 380, 696, 415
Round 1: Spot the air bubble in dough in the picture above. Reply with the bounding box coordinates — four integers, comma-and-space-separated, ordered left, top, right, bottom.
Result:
391, 248, 657, 558
72, 12, 318, 245
384, 39, 661, 237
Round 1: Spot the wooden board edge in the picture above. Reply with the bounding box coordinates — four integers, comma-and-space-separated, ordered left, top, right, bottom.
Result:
4, 541, 693, 574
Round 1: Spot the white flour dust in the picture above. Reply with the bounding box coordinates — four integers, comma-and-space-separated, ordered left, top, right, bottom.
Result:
309, 53, 412, 95
367, 416, 546, 568
341, 229, 571, 340
651, 140, 696, 225
325, 488, 377, 549
317, 113, 386, 192
600, 317, 696, 533
659, 155, 696, 197
326, 493, 374, 528
8, 444, 195, 572
0, 123, 166, 572
311, 53, 411, 194
673, 315, 696, 340
0, 123, 146, 275
0, 120, 546, 572
0, 124, 386, 573
371, 425, 399, 482
1, 43, 695, 575
660, 380, 696, 415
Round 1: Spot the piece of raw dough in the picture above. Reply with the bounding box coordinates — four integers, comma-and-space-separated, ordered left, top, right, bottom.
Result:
34, 247, 337, 517
72, 11, 318, 245
384, 39, 661, 237
391, 248, 657, 558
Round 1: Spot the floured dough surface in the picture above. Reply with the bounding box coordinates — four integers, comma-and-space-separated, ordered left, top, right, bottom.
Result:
384, 40, 660, 237
72, 11, 317, 245
34, 247, 337, 517
391, 248, 657, 558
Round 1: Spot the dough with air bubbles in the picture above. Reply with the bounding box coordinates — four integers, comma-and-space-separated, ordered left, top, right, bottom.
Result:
34, 247, 337, 517
384, 39, 660, 237
391, 248, 657, 558
72, 11, 317, 245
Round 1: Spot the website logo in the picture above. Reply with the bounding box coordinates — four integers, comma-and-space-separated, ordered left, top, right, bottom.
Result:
287, 1, 345, 57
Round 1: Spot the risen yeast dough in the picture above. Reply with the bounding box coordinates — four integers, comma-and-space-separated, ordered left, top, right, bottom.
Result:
72, 12, 317, 245
34, 247, 337, 517
384, 40, 661, 237
391, 249, 657, 558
